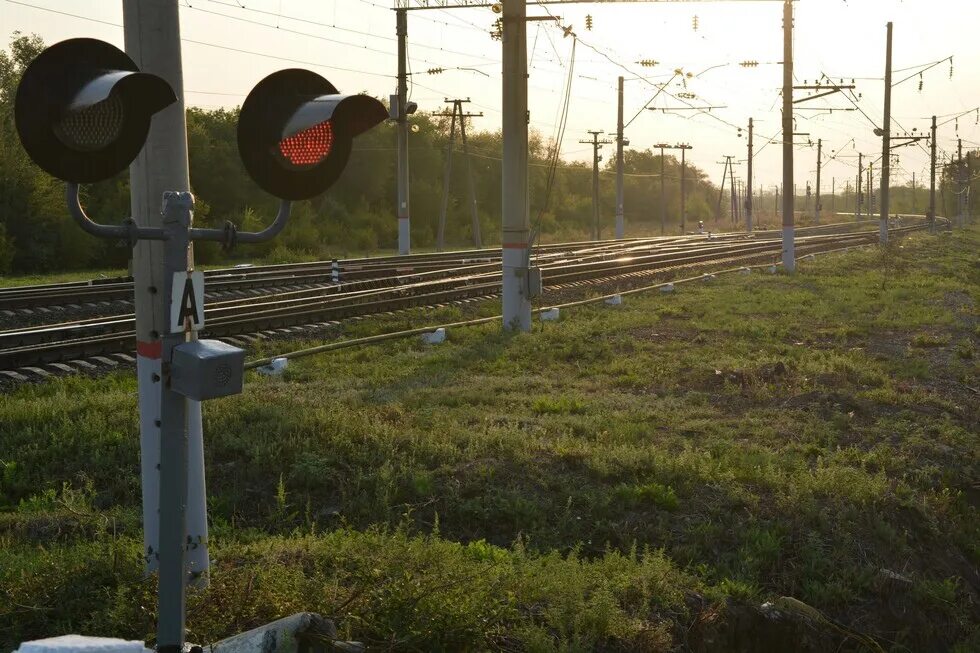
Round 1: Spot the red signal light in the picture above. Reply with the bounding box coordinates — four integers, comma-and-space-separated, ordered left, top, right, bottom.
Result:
277, 120, 334, 169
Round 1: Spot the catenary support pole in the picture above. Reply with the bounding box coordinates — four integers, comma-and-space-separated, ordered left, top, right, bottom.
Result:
437, 103, 458, 251
912, 172, 917, 212
832, 177, 835, 213
459, 104, 482, 248
594, 133, 602, 239
930, 115, 937, 232
857, 153, 863, 219
680, 146, 688, 234
775, 185, 779, 223
396, 8, 411, 254
746, 118, 754, 232
581, 130, 611, 240
815, 138, 822, 224
501, 0, 531, 331
958, 138, 965, 227
122, 0, 208, 587
880, 21, 893, 244
869, 162, 874, 216
729, 158, 737, 225
782, 0, 795, 271
660, 146, 667, 234
615, 76, 625, 239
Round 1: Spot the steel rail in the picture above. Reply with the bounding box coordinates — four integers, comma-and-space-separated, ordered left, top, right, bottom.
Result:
0, 225, 925, 372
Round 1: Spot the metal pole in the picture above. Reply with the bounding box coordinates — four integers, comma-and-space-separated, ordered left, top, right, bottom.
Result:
660, 146, 666, 234
832, 177, 835, 213
501, 0, 531, 331
716, 159, 728, 224
930, 115, 937, 232
782, 0, 795, 271
680, 147, 687, 234
437, 104, 458, 251
593, 133, 601, 240
615, 76, 625, 239
746, 118, 754, 233
857, 153, 863, 219
815, 138, 822, 224
880, 21, 893, 244
775, 185, 779, 223
912, 172, 917, 213
729, 160, 737, 225
958, 138, 965, 227
869, 163, 874, 216
459, 106, 483, 248
122, 0, 208, 588
155, 192, 195, 653
396, 8, 411, 255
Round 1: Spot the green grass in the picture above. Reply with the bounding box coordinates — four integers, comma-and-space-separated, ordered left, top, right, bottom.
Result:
1, 226, 978, 652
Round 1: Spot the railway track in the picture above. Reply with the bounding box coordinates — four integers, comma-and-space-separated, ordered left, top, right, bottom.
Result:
0, 221, 928, 378
0, 219, 882, 312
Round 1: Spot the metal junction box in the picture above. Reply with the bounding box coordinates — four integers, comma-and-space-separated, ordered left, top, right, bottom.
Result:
170, 339, 245, 401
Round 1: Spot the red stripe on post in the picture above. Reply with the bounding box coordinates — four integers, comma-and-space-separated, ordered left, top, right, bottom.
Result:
502, 242, 529, 249
136, 340, 162, 359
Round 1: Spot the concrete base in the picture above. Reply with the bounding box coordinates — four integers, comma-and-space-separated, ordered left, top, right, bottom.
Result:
208, 613, 349, 653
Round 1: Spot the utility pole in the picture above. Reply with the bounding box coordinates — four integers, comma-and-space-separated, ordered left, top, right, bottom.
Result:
661, 145, 668, 234
654, 143, 691, 234
958, 138, 966, 227
831, 177, 835, 214
679, 144, 692, 234
396, 8, 411, 254
746, 118, 754, 232
815, 138, 822, 224
729, 160, 737, 225
912, 172, 917, 213
615, 76, 626, 239
435, 99, 483, 250
930, 115, 937, 233
122, 0, 209, 603
501, 0, 531, 331
716, 156, 730, 224
879, 21, 893, 244
782, 0, 795, 271
868, 162, 874, 215
857, 152, 863, 219
775, 184, 779, 223
581, 130, 613, 240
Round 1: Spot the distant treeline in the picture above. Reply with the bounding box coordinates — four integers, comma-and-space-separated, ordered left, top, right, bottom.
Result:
0, 34, 971, 274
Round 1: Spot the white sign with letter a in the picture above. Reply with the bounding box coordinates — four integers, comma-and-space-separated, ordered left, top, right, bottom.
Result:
170, 271, 205, 332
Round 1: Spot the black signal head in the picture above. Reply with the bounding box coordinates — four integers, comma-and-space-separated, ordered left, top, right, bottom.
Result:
15, 38, 176, 183
237, 69, 388, 201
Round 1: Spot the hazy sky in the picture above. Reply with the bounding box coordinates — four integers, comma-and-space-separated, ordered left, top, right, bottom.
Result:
3, 0, 978, 194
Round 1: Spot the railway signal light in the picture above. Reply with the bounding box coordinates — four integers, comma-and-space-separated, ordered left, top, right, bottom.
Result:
14, 38, 176, 183
237, 69, 387, 201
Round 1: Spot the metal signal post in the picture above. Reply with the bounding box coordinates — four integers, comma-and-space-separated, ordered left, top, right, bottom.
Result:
15, 38, 386, 652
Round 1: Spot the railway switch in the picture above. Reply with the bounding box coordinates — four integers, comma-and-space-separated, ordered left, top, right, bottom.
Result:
238, 69, 388, 200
